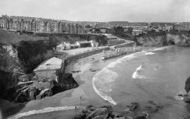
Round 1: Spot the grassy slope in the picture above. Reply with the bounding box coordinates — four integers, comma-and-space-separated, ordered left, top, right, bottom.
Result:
0, 30, 48, 44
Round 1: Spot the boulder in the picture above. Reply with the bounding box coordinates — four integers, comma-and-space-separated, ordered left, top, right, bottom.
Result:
51, 73, 78, 94
86, 107, 109, 119
126, 102, 139, 112
74, 105, 113, 119
134, 112, 148, 119
185, 77, 190, 93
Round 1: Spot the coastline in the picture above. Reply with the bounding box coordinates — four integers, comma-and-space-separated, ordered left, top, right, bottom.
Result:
92, 46, 172, 105
7, 46, 172, 119
8, 52, 116, 119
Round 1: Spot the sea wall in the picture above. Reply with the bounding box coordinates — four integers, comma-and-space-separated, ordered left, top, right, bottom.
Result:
65, 47, 109, 64
112, 42, 135, 48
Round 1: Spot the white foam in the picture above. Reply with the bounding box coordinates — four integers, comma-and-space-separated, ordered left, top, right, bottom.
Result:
92, 51, 149, 105
132, 64, 146, 79
137, 64, 143, 71
152, 46, 172, 51
107, 61, 120, 68
132, 71, 146, 79
145, 52, 155, 55
92, 46, 171, 105
92, 68, 118, 105
92, 77, 117, 105
8, 106, 80, 119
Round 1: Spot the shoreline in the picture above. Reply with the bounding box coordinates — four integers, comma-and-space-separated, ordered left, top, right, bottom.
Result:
92, 46, 172, 105
6, 46, 172, 119
7, 52, 116, 119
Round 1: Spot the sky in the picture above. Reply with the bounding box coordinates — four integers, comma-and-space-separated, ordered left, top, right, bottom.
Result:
0, 0, 190, 22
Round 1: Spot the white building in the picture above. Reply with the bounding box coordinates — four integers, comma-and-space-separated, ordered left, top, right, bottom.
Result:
34, 57, 63, 82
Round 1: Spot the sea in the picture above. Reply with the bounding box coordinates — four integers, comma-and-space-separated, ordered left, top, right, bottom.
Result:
93, 46, 190, 119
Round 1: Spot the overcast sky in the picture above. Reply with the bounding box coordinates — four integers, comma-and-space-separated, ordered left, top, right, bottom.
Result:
0, 0, 189, 22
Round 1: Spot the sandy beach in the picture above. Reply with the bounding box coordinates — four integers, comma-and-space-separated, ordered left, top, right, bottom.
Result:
6, 51, 119, 119
5, 46, 173, 119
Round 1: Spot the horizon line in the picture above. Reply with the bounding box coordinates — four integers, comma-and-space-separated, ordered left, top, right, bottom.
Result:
0, 14, 189, 23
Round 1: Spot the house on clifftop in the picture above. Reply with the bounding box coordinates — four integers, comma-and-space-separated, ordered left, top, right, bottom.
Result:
34, 57, 65, 82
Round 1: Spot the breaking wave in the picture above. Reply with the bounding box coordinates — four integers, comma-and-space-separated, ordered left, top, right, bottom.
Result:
132, 64, 146, 79
7, 46, 173, 118
92, 50, 158, 105
92, 68, 118, 105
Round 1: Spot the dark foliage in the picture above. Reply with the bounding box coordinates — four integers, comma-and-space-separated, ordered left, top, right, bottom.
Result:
95, 35, 108, 46
112, 26, 125, 36
16, 38, 57, 73
0, 70, 13, 94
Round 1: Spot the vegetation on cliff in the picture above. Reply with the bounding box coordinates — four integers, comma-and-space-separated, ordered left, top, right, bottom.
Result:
16, 37, 57, 73
0, 45, 21, 93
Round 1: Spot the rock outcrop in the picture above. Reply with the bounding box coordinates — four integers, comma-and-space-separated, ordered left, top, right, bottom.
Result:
136, 32, 190, 47
185, 77, 190, 93
1, 73, 78, 103
74, 101, 162, 119
0, 44, 22, 93
0, 34, 80, 103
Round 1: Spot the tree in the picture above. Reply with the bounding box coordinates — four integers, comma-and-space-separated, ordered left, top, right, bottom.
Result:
112, 26, 124, 36
127, 27, 133, 34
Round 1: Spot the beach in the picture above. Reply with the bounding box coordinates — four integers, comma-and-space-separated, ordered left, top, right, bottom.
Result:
7, 46, 185, 119
7, 51, 119, 119
93, 46, 190, 119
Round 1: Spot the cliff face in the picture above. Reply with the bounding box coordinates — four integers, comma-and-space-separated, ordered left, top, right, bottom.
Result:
0, 32, 57, 99
136, 32, 190, 47
166, 33, 190, 46
16, 39, 56, 73
136, 34, 166, 46
0, 45, 21, 94
0, 31, 80, 102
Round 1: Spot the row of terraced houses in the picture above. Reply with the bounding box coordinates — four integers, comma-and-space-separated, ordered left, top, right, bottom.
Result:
0, 15, 85, 34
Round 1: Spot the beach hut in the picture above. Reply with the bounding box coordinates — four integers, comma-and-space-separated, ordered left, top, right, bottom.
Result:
34, 57, 64, 82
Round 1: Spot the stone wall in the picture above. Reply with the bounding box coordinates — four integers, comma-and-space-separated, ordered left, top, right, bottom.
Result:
64, 47, 109, 63
0, 15, 85, 34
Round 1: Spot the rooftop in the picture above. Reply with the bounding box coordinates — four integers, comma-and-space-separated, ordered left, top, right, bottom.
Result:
34, 57, 63, 72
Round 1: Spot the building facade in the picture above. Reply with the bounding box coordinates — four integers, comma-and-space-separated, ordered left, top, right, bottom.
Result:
173, 22, 190, 31
0, 15, 85, 34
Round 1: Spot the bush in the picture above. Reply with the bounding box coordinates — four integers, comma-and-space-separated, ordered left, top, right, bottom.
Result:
16, 38, 56, 73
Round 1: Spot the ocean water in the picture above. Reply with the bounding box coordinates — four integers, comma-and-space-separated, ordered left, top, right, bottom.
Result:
93, 47, 190, 119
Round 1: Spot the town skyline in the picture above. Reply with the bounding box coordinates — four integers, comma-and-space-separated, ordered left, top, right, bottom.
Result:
0, 0, 190, 22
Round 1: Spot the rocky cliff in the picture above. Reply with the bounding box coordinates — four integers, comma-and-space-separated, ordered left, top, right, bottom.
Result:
136, 32, 190, 47
0, 30, 65, 102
